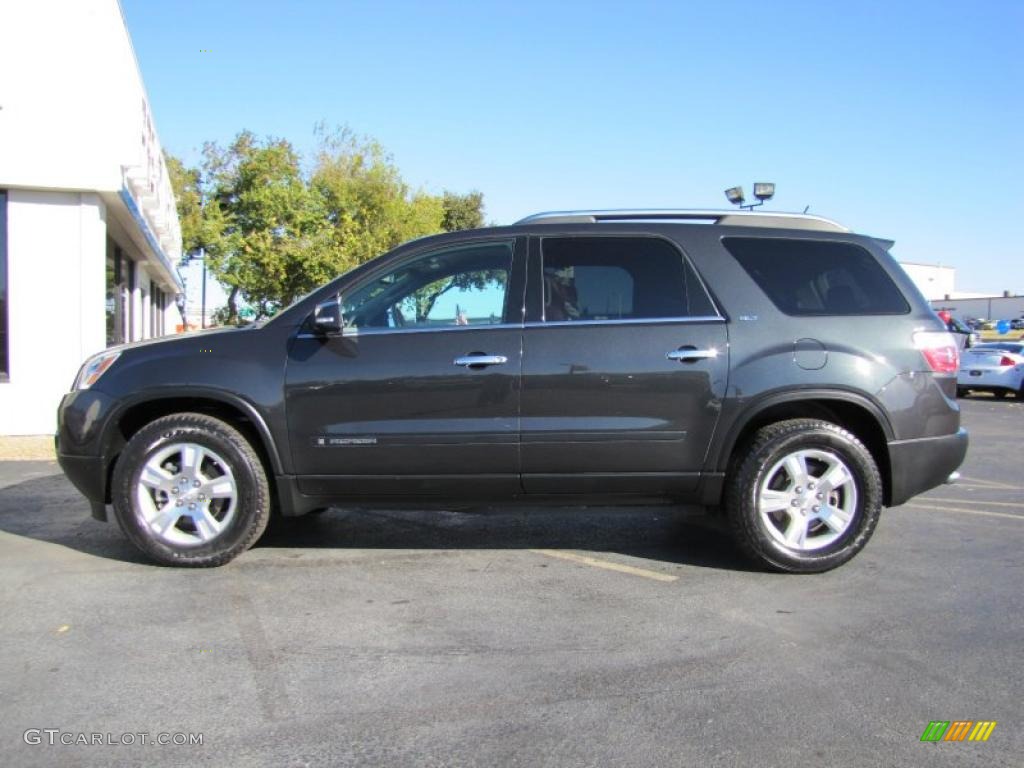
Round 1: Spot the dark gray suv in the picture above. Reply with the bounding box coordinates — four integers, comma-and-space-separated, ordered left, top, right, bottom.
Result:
56, 209, 968, 572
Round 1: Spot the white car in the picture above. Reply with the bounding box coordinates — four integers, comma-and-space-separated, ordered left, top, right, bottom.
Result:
957, 342, 1024, 399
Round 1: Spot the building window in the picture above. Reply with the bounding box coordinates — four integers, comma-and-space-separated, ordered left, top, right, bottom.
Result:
149, 280, 155, 338
0, 190, 8, 380
106, 244, 122, 346
150, 281, 166, 337
127, 257, 136, 341
106, 244, 137, 346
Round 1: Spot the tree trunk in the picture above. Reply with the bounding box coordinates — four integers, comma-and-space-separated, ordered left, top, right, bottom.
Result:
226, 286, 239, 324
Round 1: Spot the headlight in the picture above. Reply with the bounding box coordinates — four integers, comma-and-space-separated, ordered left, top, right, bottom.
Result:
74, 351, 122, 390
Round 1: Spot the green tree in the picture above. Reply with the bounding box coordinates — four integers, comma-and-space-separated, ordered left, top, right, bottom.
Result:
165, 154, 205, 256
198, 131, 331, 321
309, 127, 444, 277
441, 190, 485, 232
166, 127, 487, 322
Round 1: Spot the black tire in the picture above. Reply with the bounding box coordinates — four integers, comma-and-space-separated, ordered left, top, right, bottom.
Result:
111, 412, 271, 567
956, 387, 968, 398
993, 390, 1007, 399
1017, 384, 1024, 401
725, 419, 882, 573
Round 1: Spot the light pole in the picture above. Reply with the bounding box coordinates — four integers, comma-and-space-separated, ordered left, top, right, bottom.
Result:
724, 183, 776, 211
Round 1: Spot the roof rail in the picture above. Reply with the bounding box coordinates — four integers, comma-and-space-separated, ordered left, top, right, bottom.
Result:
514, 209, 849, 233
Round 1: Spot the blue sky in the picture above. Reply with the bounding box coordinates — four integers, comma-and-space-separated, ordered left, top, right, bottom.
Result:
122, 0, 1024, 294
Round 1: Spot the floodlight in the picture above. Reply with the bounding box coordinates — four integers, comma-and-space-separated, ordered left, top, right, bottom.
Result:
724, 187, 745, 205
753, 182, 776, 201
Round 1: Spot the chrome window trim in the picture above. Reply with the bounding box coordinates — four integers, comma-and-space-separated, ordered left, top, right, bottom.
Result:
295, 315, 727, 339
296, 322, 524, 340
524, 316, 725, 329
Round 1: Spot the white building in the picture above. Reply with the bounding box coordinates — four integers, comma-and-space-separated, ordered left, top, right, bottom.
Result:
894, 261, 1023, 321
898, 262, 956, 302
931, 294, 1024, 323
0, 0, 182, 435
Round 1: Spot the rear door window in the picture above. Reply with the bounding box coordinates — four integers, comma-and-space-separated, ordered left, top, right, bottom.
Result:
723, 237, 909, 316
540, 237, 717, 322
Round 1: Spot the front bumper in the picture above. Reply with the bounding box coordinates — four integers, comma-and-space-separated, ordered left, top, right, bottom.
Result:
56, 389, 118, 521
56, 452, 109, 520
887, 428, 968, 506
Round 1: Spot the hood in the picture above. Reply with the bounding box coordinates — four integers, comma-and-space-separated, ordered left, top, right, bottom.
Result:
111, 324, 254, 353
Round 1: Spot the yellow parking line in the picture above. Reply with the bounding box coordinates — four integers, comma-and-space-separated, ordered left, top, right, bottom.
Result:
529, 549, 678, 582
922, 497, 1024, 509
904, 503, 1023, 521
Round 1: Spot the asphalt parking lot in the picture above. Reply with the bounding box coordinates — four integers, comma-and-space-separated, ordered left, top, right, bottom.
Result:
1, 398, 1021, 767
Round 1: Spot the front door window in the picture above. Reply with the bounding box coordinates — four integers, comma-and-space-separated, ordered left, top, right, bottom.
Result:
342, 241, 514, 331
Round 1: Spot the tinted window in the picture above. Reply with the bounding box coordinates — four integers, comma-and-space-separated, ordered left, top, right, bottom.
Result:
343, 241, 513, 330
540, 237, 716, 322
723, 237, 910, 316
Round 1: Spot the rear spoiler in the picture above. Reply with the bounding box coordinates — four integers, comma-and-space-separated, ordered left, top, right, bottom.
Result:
873, 237, 895, 250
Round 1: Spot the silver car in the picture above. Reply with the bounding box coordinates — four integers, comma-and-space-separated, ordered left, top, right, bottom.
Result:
957, 342, 1024, 399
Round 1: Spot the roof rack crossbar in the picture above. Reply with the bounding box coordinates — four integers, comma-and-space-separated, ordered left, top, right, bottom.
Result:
514, 209, 849, 232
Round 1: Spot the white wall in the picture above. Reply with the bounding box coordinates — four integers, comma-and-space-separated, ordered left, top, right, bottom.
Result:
163, 294, 178, 334
0, 0, 186, 434
898, 263, 956, 302
0, 0, 181, 266
0, 191, 107, 435
932, 296, 1024, 323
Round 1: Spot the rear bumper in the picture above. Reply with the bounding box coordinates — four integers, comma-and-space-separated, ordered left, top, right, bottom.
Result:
957, 367, 1022, 392
887, 428, 968, 506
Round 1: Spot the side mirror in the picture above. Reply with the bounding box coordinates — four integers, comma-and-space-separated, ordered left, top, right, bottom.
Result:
313, 295, 343, 335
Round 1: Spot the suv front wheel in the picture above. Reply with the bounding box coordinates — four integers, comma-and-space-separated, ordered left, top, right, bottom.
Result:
725, 419, 882, 573
111, 412, 271, 567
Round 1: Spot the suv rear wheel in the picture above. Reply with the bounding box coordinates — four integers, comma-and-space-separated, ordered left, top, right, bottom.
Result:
725, 419, 882, 573
111, 412, 271, 567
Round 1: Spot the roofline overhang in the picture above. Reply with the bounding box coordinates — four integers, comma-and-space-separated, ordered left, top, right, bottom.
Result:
118, 186, 183, 292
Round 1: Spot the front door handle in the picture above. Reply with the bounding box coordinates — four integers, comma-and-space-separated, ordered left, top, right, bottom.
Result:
667, 346, 719, 363
454, 354, 508, 368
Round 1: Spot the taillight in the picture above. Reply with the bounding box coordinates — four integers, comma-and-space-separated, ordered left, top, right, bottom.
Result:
913, 331, 959, 374
998, 356, 1015, 367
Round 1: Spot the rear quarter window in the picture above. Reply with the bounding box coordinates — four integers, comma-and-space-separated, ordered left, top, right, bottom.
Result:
722, 237, 910, 316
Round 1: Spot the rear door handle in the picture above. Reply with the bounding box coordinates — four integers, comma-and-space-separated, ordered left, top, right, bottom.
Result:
454, 354, 508, 367
667, 346, 719, 362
